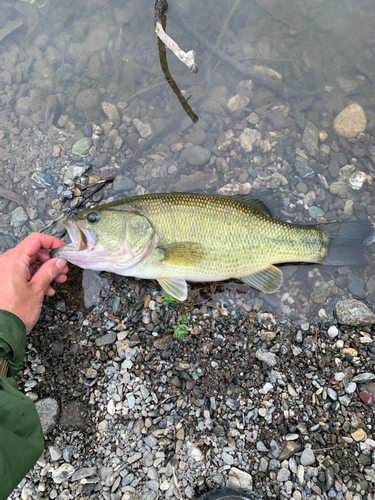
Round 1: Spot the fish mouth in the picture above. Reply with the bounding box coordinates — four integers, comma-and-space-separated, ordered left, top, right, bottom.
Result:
51, 220, 97, 257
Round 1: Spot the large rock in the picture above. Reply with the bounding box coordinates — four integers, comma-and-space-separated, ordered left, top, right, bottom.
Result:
181, 145, 211, 167
302, 121, 319, 156
35, 398, 60, 434
102, 102, 120, 126
335, 299, 375, 326
227, 467, 253, 492
75, 89, 100, 111
239, 128, 261, 152
333, 103, 366, 139
174, 171, 218, 191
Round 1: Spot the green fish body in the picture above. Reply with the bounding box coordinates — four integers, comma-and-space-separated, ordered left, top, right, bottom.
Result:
51, 193, 371, 300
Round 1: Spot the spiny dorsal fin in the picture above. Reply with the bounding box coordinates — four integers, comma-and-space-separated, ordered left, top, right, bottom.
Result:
239, 265, 283, 293
231, 194, 272, 217
158, 242, 205, 265
158, 277, 188, 301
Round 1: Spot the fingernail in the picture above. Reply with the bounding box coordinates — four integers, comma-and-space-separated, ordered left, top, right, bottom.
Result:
55, 258, 67, 270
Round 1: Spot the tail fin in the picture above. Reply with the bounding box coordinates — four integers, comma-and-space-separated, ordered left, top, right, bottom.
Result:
321, 220, 373, 266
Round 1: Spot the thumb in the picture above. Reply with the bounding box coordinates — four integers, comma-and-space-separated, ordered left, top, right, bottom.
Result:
31, 258, 67, 293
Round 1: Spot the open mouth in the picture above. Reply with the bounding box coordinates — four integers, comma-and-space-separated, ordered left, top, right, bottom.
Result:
64, 220, 97, 251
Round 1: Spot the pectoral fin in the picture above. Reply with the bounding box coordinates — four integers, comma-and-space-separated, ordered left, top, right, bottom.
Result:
240, 265, 283, 293
158, 242, 204, 265
158, 277, 188, 301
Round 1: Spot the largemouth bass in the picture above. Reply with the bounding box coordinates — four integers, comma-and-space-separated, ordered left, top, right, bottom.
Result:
51, 193, 372, 300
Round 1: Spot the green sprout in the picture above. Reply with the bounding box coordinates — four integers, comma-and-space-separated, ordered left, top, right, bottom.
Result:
161, 291, 178, 304
173, 314, 189, 340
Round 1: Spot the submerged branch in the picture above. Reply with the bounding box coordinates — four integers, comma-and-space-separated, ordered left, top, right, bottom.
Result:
154, 0, 198, 73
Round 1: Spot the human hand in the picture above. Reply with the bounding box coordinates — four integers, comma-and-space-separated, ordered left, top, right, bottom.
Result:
0, 233, 69, 332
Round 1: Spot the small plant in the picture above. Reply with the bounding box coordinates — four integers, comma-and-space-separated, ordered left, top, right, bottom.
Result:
161, 291, 178, 304
173, 314, 189, 340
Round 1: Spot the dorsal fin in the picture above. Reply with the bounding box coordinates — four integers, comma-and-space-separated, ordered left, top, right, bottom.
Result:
231, 194, 272, 217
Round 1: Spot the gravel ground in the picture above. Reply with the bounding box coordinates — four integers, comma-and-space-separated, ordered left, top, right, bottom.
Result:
0, 0, 374, 499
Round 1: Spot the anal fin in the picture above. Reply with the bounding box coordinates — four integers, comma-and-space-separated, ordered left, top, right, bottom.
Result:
240, 265, 283, 293
158, 277, 188, 301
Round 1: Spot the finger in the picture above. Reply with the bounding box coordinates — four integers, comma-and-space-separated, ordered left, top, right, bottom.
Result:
31, 249, 53, 265
53, 274, 68, 283
15, 233, 66, 258
45, 286, 56, 296
30, 258, 68, 293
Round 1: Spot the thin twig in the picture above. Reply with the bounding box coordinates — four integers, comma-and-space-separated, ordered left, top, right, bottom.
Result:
40, 178, 114, 233
172, 467, 183, 500
168, 8, 313, 99
216, 0, 242, 48
40, 213, 65, 233
154, 0, 198, 73
155, 394, 178, 409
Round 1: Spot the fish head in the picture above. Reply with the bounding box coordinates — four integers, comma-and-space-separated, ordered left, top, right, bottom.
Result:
51, 205, 155, 272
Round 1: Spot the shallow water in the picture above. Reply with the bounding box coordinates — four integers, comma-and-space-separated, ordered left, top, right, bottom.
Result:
1, 0, 375, 325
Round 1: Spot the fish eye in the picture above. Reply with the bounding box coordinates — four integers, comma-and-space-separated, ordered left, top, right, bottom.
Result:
87, 212, 99, 224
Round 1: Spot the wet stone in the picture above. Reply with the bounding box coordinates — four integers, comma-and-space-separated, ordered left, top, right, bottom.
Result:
102, 101, 120, 126
328, 160, 340, 178
348, 170, 367, 190
71, 138, 92, 157
174, 171, 218, 191
295, 156, 314, 178
302, 121, 319, 156
95, 152, 110, 168
64, 164, 90, 185
239, 128, 261, 152
95, 332, 117, 346
28, 172, 53, 189
181, 145, 211, 167
186, 129, 206, 145
309, 206, 324, 219
75, 89, 100, 111
347, 274, 365, 297
335, 299, 375, 326
336, 77, 358, 94
112, 175, 136, 192
333, 103, 367, 139
84, 123, 93, 137
133, 118, 152, 138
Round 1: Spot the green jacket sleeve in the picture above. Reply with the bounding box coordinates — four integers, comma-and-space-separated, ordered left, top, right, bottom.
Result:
0, 311, 44, 500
